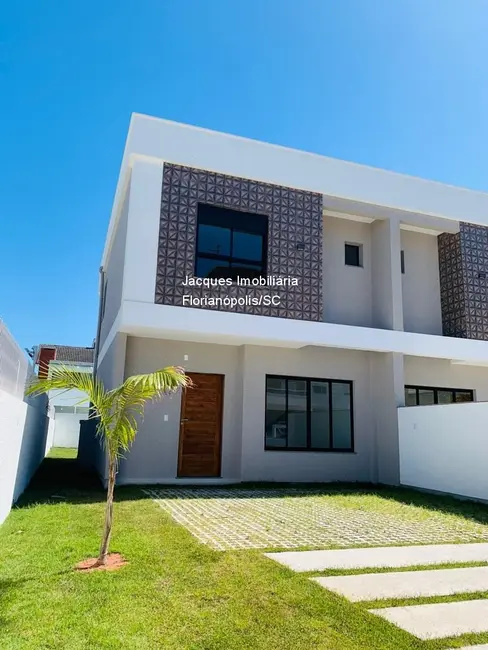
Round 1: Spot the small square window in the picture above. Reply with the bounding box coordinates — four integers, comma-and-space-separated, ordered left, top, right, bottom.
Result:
401, 250, 405, 274
345, 243, 362, 267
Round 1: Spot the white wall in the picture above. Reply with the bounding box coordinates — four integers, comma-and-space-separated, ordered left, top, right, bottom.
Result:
0, 390, 51, 524
323, 216, 372, 327
404, 356, 488, 401
53, 412, 85, 448
99, 184, 130, 347
399, 402, 488, 501
240, 345, 376, 483
401, 230, 442, 335
45, 410, 55, 456
119, 337, 242, 483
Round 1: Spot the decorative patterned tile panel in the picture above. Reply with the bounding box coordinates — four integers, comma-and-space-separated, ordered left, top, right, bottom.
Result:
438, 223, 488, 340
155, 164, 323, 321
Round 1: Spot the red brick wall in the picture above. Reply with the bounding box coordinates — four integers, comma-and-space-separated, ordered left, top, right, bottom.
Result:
38, 347, 56, 379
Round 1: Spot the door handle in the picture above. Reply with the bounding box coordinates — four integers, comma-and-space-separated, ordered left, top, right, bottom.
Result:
181, 418, 189, 423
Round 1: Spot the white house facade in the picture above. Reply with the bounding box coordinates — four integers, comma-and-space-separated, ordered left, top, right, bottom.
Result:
88, 113, 488, 487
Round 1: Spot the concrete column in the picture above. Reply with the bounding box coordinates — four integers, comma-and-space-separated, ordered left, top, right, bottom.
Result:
369, 351, 405, 485
371, 218, 404, 331
123, 159, 164, 304
240, 345, 256, 480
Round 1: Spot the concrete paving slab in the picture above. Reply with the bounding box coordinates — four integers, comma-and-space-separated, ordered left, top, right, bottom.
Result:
313, 566, 488, 601
266, 543, 488, 572
369, 600, 488, 640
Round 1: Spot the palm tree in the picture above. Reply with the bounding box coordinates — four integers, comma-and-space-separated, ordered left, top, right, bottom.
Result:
26, 364, 191, 566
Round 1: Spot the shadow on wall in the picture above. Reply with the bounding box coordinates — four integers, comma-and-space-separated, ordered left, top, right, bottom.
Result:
12, 393, 50, 502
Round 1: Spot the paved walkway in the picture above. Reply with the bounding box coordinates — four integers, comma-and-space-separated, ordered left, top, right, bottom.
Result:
266, 543, 488, 571
370, 600, 488, 640
266, 543, 488, 642
314, 566, 488, 601
145, 487, 488, 550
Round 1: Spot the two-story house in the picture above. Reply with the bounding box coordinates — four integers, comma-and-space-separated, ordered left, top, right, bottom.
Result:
35, 344, 94, 448
86, 113, 488, 487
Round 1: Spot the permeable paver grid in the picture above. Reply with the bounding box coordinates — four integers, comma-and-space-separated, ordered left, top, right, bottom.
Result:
144, 487, 488, 551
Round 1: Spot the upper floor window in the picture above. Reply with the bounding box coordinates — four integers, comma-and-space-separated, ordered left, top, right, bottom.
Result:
265, 375, 354, 451
195, 204, 267, 281
345, 243, 363, 267
404, 385, 474, 406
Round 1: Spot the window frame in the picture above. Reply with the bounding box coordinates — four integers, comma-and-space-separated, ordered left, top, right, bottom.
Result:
265, 374, 355, 453
344, 242, 363, 268
404, 385, 474, 406
194, 203, 268, 280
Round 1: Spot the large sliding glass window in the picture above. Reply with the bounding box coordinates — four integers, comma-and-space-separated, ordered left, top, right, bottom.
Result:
404, 385, 474, 406
195, 203, 267, 281
265, 376, 354, 451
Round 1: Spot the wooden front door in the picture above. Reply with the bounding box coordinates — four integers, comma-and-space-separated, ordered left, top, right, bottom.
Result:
177, 373, 224, 478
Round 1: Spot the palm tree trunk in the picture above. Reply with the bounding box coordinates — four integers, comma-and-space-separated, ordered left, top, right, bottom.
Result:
97, 455, 117, 565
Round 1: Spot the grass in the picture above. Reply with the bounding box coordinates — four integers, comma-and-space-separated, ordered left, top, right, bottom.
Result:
47, 446, 78, 460
1, 459, 488, 649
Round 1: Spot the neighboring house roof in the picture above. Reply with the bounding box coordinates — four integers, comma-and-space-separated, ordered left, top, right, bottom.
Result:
35, 344, 95, 365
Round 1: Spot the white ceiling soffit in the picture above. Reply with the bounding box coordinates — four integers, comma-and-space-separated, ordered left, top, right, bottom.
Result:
323, 198, 459, 235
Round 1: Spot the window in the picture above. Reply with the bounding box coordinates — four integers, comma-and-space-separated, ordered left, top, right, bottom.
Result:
195, 204, 267, 280
345, 243, 362, 267
101, 279, 108, 322
55, 405, 76, 414
75, 406, 90, 415
404, 385, 474, 406
401, 250, 405, 274
265, 375, 354, 451
54, 405, 90, 415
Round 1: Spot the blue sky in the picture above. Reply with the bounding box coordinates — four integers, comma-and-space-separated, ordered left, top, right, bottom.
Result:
1, 0, 488, 350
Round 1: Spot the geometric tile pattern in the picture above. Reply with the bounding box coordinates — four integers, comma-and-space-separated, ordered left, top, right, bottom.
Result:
439, 223, 488, 339
461, 223, 488, 340
145, 487, 488, 551
438, 230, 467, 338
155, 164, 323, 320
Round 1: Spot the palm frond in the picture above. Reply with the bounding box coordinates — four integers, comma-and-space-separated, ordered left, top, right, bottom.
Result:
25, 365, 107, 411
26, 364, 190, 460
102, 366, 191, 456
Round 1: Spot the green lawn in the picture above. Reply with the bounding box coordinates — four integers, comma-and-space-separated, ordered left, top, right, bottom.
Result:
1, 459, 488, 649
47, 446, 78, 459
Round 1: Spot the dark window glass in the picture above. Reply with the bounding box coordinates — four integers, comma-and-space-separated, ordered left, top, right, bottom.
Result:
455, 390, 474, 403
405, 387, 417, 406
265, 376, 353, 452
437, 390, 453, 404
418, 389, 435, 406
197, 224, 231, 256
405, 386, 474, 406
310, 381, 330, 448
265, 377, 287, 448
232, 231, 263, 262
287, 380, 308, 448
195, 258, 230, 279
195, 204, 267, 280
345, 243, 361, 267
331, 382, 352, 449
401, 250, 405, 274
